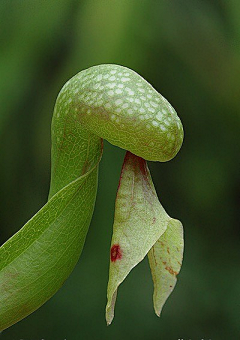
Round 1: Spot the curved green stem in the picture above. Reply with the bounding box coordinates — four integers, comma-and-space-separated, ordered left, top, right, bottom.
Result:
0, 64, 184, 330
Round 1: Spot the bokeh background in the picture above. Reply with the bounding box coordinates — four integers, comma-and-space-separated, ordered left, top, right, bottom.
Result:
0, 1, 239, 339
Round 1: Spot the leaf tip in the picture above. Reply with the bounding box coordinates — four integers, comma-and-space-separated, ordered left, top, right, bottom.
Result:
154, 305, 162, 318
106, 319, 112, 326
105, 290, 117, 326
105, 310, 114, 326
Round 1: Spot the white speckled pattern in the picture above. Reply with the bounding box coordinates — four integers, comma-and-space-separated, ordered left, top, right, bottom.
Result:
54, 64, 183, 162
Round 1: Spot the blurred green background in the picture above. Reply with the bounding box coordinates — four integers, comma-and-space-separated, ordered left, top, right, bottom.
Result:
0, 0, 239, 339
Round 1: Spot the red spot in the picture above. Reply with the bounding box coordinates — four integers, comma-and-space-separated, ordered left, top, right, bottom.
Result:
111, 244, 122, 262
138, 157, 148, 178
125, 151, 147, 177
100, 138, 104, 151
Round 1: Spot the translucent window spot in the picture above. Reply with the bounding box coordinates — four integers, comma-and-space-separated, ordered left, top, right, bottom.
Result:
148, 107, 155, 113
135, 99, 141, 104
115, 89, 122, 94
115, 99, 123, 106
121, 77, 130, 82
140, 96, 146, 101
160, 125, 166, 131
139, 108, 145, 113
147, 94, 152, 99
122, 103, 129, 109
91, 92, 97, 98
104, 74, 109, 79
108, 90, 114, 96
128, 98, 134, 102
144, 102, 150, 107
162, 109, 167, 114
136, 82, 142, 86
110, 70, 117, 75
118, 84, 124, 88
105, 103, 111, 109
109, 76, 116, 81
111, 114, 116, 120
127, 109, 133, 115
124, 72, 130, 76
139, 88, 145, 93
96, 74, 103, 81
152, 120, 159, 127
107, 83, 116, 89
150, 101, 158, 108
116, 108, 122, 113
93, 83, 100, 90
99, 86, 104, 90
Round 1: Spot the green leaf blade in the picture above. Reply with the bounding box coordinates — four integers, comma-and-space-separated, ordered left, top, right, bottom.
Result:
0, 166, 98, 331
148, 219, 184, 316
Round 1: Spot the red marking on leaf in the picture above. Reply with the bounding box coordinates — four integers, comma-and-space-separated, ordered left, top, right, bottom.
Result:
117, 151, 148, 192
111, 244, 122, 262
100, 138, 104, 152
165, 266, 178, 276
125, 151, 147, 177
